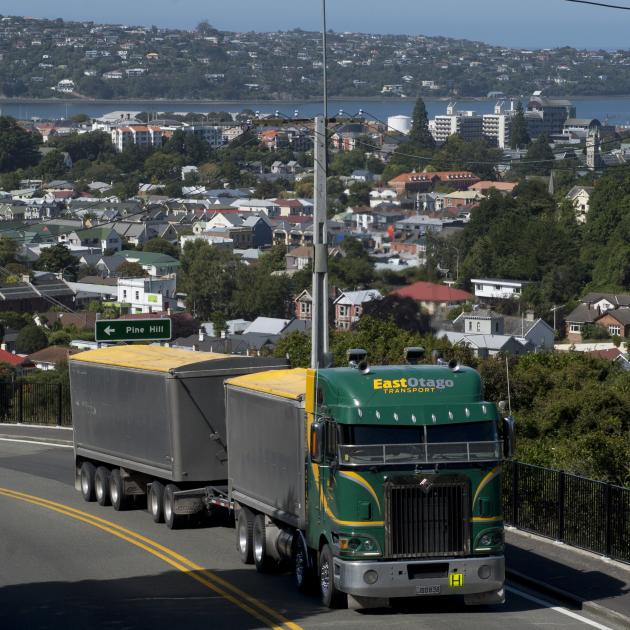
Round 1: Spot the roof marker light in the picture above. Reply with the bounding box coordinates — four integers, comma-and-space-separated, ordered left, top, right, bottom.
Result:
465, 408, 470, 417
376, 411, 381, 420
482, 404, 487, 415
358, 408, 363, 418
393, 413, 399, 421
431, 414, 437, 423
448, 411, 454, 420
412, 414, 417, 423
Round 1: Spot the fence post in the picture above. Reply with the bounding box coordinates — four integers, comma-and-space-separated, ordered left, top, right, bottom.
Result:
605, 483, 613, 558
57, 383, 63, 427
557, 470, 565, 542
18, 382, 24, 424
511, 461, 519, 527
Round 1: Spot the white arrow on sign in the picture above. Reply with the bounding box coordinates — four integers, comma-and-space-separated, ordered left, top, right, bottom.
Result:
103, 326, 115, 336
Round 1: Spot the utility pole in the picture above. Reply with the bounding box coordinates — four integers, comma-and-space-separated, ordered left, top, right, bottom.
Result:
311, 115, 329, 369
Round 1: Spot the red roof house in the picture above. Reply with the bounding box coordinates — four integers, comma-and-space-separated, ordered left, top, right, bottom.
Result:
392, 281, 473, 315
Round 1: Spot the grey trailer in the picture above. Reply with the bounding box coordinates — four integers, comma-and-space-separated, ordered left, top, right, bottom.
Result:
225, 375, 307, 530
70, 345, 287, 485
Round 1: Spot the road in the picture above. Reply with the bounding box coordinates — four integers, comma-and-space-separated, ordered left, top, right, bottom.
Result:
0, 440, 619, 630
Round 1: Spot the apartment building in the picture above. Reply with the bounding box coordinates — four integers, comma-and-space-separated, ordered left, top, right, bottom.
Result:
111, 125, 166, 152
525, 95, 576, 138
482, 101, 517, 149
431, 103, 483, 144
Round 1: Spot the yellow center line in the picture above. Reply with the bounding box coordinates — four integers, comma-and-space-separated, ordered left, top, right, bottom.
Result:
0, 487, 303, 630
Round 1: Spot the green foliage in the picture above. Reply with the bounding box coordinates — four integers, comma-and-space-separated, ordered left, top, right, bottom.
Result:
329, 238, 374, 289
409, 97, 435, 149
50, 131, 115, 162
163, 129, 212, 165
15, 325, 48, 354
0, 311, 32, 331
48, 330, 72, 346
0, 236, 18, 266
581, 323, 610, 340
142, 237, 179, 258
35, 244, 79, 280
362, 295, 432, 333
38, 150, 68, 180
329, 150, 366, 177
517, 134, 554, 176
347, 181, 372, 207
0, 116, 40, 172
144, 152, 183, 182
431, 135, 502, 180
509, 101, 530, 149
116, 261, 147, 278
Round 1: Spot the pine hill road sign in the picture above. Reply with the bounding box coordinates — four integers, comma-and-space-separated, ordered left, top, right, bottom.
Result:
95, 318, 172, 343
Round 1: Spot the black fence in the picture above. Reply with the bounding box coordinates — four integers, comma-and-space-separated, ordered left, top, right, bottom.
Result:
503, 460, 630, 564
0, 381, 72, 427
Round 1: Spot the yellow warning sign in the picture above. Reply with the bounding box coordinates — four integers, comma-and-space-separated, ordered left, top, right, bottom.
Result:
449, 573, 464, 587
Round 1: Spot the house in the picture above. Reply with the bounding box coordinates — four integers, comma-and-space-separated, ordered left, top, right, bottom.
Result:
596, 309, 630, 339
243, 317, 290, 335
0, 348, 33, 372
117, 276, 177, 314
27, 346, 79, 370
468, 181, 517, 195
67, 276, 118, 302
471, 278, 531, 301
62, 227, 122, 253
286, 246, 313, 271
438, 331, 534, 358
294, 289, 313, 321
37, 311, 97, 331
588, 348, 630, 371
452, 309, 555, 350
0, 272, 74, 313
565, 186, 595, 224
242, 215, 273, 248
564, 292, 630, 342
391, 281, 473, 315
388, 171, 480, 196
333, 289, 382, 330
117, 251, 180, 277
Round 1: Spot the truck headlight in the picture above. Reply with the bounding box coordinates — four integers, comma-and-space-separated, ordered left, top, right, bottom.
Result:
338, 535, 380, 555
475, 529, 503, 550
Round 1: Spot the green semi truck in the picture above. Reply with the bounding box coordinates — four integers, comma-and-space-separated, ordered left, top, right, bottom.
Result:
71, 345, 513, 609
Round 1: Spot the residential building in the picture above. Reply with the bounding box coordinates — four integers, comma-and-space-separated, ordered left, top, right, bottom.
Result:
525, 95, 576, 138
117, 276, 177, 314
117, 251, 180, 277
392, 281, 473, 315
0, 272, 74, 313
565, 186, 594, 224
61, 227, 122, 253
564, 292, 630, 342
388, 171, 480, 196
334, 289, 382, 330
27, 346, 78, 370
294, 289, 313, 321
438, 330, 534, 358
111, 125, 166, 152
482, 100, 517, 149
431, 103, 483, 144
471, 278, 531, 300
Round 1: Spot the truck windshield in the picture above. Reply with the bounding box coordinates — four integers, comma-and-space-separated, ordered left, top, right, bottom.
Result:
338, 422, 500, 466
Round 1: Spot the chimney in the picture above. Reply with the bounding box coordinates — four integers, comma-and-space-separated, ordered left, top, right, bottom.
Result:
525, 309, 535, 322
198, 328, 205, 342
0, 343, 6, 351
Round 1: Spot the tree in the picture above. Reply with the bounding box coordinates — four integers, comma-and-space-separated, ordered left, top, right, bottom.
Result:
347, 182, 372, 207
15, 325, 48, 354
431, 136, 501, 180
35, 244, 79, 280
116, 261, 147, 278
0, 116, 40, 172
50, 130, 115, 162
0, 237, 18, 266
143, 237, 179, 258
38, 150, 68, 180
409, 97, 435, 149
518, 134, 554, 176
510, 101, 530, 149
144, 152, 183, 182
362, 295, 432, 333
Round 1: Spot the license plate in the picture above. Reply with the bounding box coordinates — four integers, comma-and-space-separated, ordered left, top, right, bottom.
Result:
416, 585, 441, 595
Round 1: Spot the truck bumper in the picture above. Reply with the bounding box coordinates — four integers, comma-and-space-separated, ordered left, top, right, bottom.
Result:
333, 555, 504, 600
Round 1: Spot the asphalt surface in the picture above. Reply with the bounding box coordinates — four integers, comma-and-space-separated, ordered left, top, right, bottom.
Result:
0, 439, 623, 630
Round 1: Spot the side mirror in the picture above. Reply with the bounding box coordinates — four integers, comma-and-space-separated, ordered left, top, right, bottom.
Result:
502, 416, 515, 459
310, 422, 326, 464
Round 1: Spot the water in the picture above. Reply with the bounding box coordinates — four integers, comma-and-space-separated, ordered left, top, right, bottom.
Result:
2, 96, 630, 125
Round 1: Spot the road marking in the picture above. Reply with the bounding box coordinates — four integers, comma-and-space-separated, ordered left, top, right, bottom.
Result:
0, 437, 73, 448
506, 586, 613, 629
0, 487, 303, 630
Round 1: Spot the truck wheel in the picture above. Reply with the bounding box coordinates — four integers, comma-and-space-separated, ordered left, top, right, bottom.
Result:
149, 481, 165, 523
293, 534, 315, 593
319, 544, 347, 609
236, 508, 254, 564
164, 484, 183, 530
253, 514, 274, 573
94, 467, 111, 506
80, 461, 96, 502
109, 469, 127, 511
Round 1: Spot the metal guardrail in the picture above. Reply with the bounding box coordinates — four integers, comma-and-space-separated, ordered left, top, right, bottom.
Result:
503, 460, 630, 564
0, 381, 71, 427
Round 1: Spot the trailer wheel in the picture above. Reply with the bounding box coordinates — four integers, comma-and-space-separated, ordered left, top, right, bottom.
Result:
109, 469, 127, 511
293, 534, 315, 593
236, 508, 254, 564
164, 484, 183, 530
94, 467, 111, 506
149, 481, 165, 523
253, 514, 275, 573
319, 544, 347, 609
80, 461, 96, 502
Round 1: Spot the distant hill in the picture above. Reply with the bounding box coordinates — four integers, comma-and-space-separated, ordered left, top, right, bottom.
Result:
1, 14, 630, 100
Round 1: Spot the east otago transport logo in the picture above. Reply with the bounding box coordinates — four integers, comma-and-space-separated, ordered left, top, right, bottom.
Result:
372, 376, 455, 395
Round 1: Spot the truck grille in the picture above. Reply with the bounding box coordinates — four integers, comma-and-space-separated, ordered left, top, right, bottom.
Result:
384, 475, 470, 559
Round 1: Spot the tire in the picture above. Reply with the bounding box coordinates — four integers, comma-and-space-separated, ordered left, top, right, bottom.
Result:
109, 469, 127, 511
164, 484, 183, 530
80, 461, 96, 502
293, 534, 315, 593
149, 481, 165, 523
94, 466, 111, 506
319, 544, 347, 609
252, 514, 274, 573
236, 508, 254, 564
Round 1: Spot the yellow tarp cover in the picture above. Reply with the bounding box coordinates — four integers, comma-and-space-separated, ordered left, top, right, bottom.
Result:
226, 368, 307, 401
70, 345, 229, 373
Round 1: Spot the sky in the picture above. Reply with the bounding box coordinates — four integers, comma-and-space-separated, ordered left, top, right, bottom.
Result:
1, 0, 629, 50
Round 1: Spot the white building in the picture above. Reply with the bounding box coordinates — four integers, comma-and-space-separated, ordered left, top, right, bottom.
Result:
117, 276, 177, 314
472, 278, 531, 300
482, 101, 517, 149
432, 103, 483, 144
111, 125, 165, 152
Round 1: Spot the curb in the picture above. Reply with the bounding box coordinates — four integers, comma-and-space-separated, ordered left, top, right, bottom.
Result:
507, 568, 630, 628
0, 434, 73, 447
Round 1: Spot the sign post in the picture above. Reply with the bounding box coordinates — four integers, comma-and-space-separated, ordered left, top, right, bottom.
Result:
95, 318, 172, 343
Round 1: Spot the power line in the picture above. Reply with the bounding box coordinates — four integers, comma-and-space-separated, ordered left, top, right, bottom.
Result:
564, 0, 630, 10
